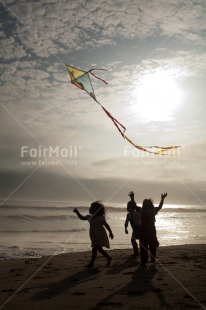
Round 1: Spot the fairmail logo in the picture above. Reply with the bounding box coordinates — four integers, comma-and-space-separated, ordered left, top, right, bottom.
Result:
21, 145, 81, 158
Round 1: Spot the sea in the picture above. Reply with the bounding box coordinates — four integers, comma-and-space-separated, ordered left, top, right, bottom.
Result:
0, 200, 206, 260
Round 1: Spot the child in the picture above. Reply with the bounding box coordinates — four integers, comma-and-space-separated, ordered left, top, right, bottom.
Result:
140, 193, 167, 265
125, 191, 142, 257
73, 201, 114, 268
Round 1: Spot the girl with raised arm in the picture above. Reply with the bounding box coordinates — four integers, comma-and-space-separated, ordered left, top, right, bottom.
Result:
73, 201, 114, 268
140, 193, 167, 265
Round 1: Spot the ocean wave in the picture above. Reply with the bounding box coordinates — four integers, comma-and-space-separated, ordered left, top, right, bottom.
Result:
0, 250, 42, 260
0, 205, 86, 211
162, 208, 206, 212
0, 204, 205, 213
0, 215, 78, 221
1, 228, 86, 233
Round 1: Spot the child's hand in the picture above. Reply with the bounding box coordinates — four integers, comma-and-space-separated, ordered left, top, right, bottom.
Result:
125, 229, 128, 234
109, 232, 114, 239
128, 191, 134, 199
73, 208, 78, 213
161, 193, 167, 199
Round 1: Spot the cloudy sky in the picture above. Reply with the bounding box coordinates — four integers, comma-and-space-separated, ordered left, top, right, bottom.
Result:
0, 0, 206, 206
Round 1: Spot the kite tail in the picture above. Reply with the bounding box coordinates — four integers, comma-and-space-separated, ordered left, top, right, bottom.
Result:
143, 145, 180, 150
88, 68, 113, 85
100, 104, 126, 137
125, 136, 180, 156
99, 102, 180, 156
145, 145, 181, 156
125, 136, 153, 154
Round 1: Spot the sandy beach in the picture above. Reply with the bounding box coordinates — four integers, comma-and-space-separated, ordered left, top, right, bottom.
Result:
0, 244, 206, 310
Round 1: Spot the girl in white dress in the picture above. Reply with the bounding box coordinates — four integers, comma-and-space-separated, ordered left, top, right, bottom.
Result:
73, 201, 114, 268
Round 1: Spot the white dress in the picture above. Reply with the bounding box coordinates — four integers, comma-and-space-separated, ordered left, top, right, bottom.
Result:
86, 215, 110, 248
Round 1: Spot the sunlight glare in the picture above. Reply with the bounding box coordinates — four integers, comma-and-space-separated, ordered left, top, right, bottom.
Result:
132, 69, 183, 122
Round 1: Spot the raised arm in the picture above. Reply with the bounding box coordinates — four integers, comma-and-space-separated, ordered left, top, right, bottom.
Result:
128, 191, 140, 210
128, 191, 135, 203
73, 208, 88, 220
103, 221, 114, 239
155, 193, 168, 213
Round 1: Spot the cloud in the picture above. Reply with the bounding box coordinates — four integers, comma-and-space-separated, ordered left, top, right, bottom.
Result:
1, 36, 28, 59
1, 136, 205, 205
1, 0, 205, 61
1, 0, 205, 110
0, 164, 205, 205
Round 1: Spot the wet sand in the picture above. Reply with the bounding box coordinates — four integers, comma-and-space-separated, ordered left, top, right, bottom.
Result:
0, 244, 206, 309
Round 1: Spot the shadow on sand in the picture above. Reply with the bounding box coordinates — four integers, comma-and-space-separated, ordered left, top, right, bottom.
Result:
94, 264, 171, 309
31, 268, 100, 300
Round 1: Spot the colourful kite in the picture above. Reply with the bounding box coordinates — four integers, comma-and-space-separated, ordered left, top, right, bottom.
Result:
66, 65, 180, 156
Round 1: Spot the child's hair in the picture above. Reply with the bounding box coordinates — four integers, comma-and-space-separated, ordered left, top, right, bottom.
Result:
142, 198, 154, 209
89, 201, 105, 217
142, 199, 155, 217
127, 200, 136, 212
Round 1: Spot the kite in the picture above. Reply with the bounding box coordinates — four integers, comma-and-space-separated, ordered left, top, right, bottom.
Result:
66, 65, 180, 156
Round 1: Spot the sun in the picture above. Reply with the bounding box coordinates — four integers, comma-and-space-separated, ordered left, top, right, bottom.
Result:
131, 69, 183, 122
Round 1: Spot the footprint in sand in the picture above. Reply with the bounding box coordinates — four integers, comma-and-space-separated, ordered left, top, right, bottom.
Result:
97, 301, 123, 307
71, 291, 86, 295
126, 290, 142, 295
2, 289, 15, 292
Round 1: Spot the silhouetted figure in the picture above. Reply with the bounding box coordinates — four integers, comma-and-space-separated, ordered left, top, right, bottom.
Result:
140, 193, 167, 265
73, 201, 114, 268
125, 191, 142, 257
